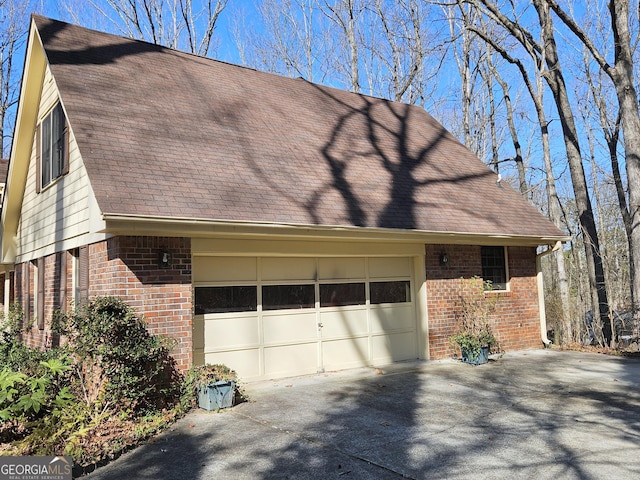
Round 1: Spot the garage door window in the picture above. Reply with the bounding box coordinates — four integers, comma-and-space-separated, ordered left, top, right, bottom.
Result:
370, 281, 411, 304
195, 286, 257, 314
262, 284, 315, 310
320, 283, 366, 307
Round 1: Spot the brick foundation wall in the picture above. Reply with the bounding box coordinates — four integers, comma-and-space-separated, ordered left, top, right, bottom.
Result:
14, 236, 193, 370
426, 244, 541, 359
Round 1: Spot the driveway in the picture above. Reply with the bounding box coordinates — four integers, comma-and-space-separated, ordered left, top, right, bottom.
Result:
83, 349, 640, 479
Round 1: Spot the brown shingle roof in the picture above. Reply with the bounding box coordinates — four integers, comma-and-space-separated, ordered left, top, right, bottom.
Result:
33, 15, 565, 240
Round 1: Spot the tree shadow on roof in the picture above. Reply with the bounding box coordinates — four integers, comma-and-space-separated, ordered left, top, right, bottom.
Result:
36, 15, 166, 66
307, 81, 497, 232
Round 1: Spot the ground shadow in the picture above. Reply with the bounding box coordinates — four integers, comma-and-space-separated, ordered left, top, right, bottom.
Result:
232, 351, 640, 479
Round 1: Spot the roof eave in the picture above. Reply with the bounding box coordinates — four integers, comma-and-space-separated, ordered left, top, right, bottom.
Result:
101, 213, 569, 247
1, 18, 46, 263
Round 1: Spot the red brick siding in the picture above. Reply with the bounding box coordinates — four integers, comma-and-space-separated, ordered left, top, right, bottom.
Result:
89, 237, 193, 370
426, 244, 541, 359
14, 236, 193, 370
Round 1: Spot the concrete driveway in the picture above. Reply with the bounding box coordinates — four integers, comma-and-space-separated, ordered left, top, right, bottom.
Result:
83, 349, 640, 479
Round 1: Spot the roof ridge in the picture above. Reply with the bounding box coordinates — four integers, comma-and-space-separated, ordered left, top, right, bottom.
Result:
32, 13, 426, 110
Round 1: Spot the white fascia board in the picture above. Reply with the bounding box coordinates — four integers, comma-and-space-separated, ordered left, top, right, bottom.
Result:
101, 213, 569, 248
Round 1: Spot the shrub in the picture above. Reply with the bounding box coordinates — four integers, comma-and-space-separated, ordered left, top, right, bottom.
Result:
449, 276, 500, 361
53, 297, 181, 413
1, 297, 189, 467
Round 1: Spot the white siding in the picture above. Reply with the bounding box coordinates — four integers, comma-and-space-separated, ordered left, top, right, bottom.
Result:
16, 66, 103, 262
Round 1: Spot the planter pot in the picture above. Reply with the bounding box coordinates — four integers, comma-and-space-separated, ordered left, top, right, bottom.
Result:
461, 346, 490, 365
198, 380, 236, 410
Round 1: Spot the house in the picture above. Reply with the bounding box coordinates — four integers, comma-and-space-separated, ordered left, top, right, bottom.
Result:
0, 15, 568, 381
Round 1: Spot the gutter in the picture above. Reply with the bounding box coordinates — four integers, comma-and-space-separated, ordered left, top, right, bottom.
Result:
100, 213, 569, 247
536, 241, 563, 347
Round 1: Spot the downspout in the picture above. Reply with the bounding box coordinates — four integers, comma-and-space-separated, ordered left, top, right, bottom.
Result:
536, 241, 563, 347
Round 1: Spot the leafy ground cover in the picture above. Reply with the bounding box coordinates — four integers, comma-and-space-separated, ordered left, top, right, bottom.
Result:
0, 297, 242, 475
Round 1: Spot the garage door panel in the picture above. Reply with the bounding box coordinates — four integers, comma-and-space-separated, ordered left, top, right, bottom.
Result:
263, 311, 318, 344
204, 314, 260, 349
193, 256, 257, 282
370, 305, 414, 333
369, 257, 412, 278
262, 257, 316, 281
320, 309, 368, 338
322, 337, 369, 370
319, 257, 365, 279
264, 343, 318, 377
204, 349, 261, 379
372, 332, 417, 363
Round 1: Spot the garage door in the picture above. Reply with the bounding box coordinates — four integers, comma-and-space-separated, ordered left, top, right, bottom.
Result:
193, 256, 417, 380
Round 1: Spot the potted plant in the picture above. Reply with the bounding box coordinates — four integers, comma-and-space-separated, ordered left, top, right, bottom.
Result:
449, 276, 500, 365
186, 364, 239, 410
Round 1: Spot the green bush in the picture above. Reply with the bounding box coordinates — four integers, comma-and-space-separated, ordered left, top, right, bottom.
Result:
0, 358, 74, 421
1, 296, 250, 467
53, 296, 181, 413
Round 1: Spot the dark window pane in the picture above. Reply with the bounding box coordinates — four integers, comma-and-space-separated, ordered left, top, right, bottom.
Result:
41, 103, 66, 188
320, 283, 365, 307
370, 281, 411, 304
263, 284, 315, 310
195, 286, 257, 314
52, 104, 65, 178
481, 246, 506, 290
42, 115, 51, 186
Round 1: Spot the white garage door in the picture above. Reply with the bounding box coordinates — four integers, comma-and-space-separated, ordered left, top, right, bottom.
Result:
193, 256, 418, 381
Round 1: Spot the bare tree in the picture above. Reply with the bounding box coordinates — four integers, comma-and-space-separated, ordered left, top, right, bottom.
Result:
373, 0, 426, 103
238, 0, 332, 82
461, 0, 611, 345
82, 0, 227, 56
447, 3, 476, 150
320, 0, 362, 92
542, 0, 640, 343
454, 2, 574, 342
0, 0, 37, 158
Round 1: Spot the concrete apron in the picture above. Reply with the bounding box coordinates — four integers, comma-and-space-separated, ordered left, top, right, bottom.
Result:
85, 349, 640, 480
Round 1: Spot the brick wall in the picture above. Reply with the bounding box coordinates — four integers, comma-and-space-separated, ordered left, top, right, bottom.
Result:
426, 244, 541, 359
89, 236, 193, 370
14, 236, 193, 370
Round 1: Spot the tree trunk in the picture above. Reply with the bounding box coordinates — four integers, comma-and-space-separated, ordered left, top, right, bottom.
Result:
533, 0, 611, 344
608, 0, 640, 342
